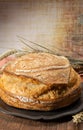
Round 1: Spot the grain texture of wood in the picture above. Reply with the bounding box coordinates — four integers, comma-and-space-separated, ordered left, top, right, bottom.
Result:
0, 112, 83, 130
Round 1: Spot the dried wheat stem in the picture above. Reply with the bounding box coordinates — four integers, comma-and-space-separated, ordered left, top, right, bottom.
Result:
0, 49, 18, 60
15, 51, 29, 57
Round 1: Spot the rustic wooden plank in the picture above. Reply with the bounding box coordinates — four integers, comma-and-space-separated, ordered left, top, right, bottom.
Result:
0, 112, 83, 130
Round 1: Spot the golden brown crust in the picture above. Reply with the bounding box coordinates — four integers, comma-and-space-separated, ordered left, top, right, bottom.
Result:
0, 74, 81, 111
0, 52, 81, 111
4, 52, 70, 85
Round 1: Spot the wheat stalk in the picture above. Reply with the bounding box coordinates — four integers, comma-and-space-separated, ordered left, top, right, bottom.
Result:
72, 112, 83, 124
0, 49, 18, 60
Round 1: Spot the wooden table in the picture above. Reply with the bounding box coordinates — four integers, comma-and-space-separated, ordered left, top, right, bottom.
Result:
0, 78, 83, 130
0, 112, 83, 130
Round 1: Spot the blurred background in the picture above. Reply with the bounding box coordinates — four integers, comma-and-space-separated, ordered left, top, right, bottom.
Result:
0, 0, 83, 61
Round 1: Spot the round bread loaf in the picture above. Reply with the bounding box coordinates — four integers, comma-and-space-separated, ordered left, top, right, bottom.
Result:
0, 52, 81, 111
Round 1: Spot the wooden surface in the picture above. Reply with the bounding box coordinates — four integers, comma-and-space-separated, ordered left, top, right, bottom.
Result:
0, 78, 83, 130
0, 110, 83, 130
